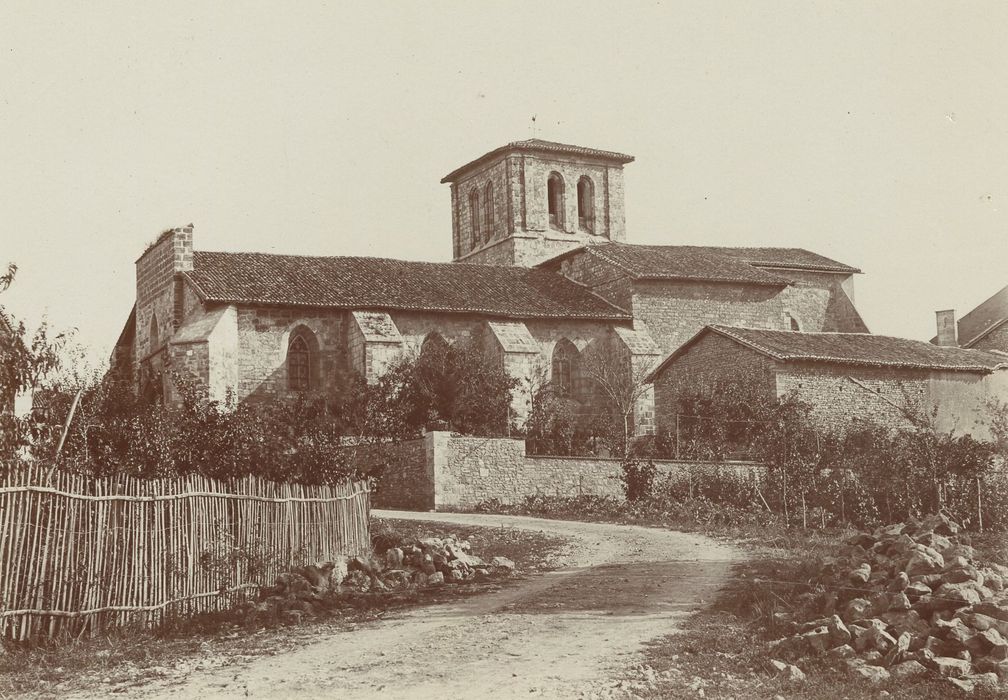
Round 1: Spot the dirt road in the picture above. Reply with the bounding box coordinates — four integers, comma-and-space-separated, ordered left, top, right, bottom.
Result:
117, 511, 741, 699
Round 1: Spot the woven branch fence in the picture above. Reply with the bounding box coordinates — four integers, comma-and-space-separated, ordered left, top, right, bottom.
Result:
0, 465, 370, 642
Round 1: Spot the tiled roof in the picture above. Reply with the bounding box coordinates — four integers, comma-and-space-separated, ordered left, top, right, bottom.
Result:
575, 244, 791, 286
172, 306, 232, 344
956, 284, 1008, 348
185, 251, 631, 321
705, 326, 1007, 373
703, 247, 861, 274
961, 318, 1008, 349
441, 139, 634, 183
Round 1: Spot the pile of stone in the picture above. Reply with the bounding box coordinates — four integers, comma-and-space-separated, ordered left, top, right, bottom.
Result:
242, 533, 516, 625
768, 514, 1008, 693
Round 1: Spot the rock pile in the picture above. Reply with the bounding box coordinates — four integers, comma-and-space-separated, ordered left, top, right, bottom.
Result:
769, 514, 1008, 693
242, 533, 516, 625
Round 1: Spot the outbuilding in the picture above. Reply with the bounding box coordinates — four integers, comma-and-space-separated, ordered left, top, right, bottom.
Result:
648, 325, 1008, 438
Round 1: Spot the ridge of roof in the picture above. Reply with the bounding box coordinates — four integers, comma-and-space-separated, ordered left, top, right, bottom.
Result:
708, 325, 1008, 372
186, 250, 632, 322
441, 139, 634, 183
648, 325, 1008, 382
961, 317, 1008, 349
537, 242, 860, 282
584, 243, 792, 286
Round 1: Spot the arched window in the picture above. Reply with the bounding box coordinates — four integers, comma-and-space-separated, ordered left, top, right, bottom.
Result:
469, 188, 481, 249
577, 176, 595, 232
551, 338, 579, 397
287, 334, 311, 392
547, 173, 565, 230
483, 181, 494, 241
787, 313, 801, 331
149, 313, 160, 353
421, 331, 450, 357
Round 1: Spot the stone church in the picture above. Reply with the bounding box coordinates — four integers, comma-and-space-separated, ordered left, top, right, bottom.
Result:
111, 139, 868, 433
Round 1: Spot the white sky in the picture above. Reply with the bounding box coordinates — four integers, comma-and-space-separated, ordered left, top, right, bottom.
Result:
1, 1, 1006, 363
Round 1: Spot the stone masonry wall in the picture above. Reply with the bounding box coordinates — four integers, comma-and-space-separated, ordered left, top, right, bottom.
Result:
968, 323, 1008, 354
134, 225, 194, 392
547, 248, 634, 311
653, 331, 777, 434
455, 151, 627, 267
371, 431, 764, 511
775, 363, 930, 433
633, 279, 831, 354
346, 438, 432, 511
236, 307, 346, 401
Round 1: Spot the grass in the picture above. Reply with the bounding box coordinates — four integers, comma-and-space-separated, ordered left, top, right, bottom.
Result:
0, 517, 566, 700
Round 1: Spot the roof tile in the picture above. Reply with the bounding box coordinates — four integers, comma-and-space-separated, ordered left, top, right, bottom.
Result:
710, 325, 1008, 373
186, 251, 631, 321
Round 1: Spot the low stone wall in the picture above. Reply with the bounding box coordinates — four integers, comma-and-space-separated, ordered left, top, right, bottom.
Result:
370, 431, 763, 511
339, 438, 432, 511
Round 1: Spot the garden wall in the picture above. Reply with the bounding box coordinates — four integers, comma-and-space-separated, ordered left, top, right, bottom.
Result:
372, 431, 763, 511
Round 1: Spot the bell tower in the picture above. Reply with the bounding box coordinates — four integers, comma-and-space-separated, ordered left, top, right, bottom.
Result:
441, 139, 634, 267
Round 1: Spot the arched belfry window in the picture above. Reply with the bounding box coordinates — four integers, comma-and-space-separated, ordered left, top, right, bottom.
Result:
577, 176, 595, 233
547, 173, 565, 230
149, 313, 160, 353
287, 326, 320, 393
483, 181, 494, 241
789, 314, 801, 331
551, 338, 579, 397
469, 188, 481, 250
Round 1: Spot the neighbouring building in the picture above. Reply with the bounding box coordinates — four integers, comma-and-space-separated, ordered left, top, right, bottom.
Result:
933, 284, 1008, 353
109, 139, 868, 434
649, 325, 1008, 438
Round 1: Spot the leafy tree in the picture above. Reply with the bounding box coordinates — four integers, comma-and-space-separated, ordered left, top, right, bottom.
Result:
0, 263, 68, 462
387, 340, 517, 436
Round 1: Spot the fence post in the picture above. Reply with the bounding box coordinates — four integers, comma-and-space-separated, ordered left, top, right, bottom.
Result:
977, 476, 983, 534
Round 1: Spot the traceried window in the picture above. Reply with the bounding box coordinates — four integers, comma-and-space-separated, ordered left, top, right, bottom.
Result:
483, 181, 494, 241
551, 338, 579, 397
287, 334, 311, 392
469, 188, 481, 249
577, 176, 595, 232
547, 172, 565, 230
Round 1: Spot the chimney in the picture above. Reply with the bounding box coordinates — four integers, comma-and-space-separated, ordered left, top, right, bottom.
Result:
935, 309, 957, 346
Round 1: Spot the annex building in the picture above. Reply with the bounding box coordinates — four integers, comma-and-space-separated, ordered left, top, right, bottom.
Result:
111, 139, 870, 433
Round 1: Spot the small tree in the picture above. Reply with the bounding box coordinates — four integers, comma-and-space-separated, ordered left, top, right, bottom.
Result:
0, 264, 68, 463
580, 348, 657, 458
388, 340, 517, 436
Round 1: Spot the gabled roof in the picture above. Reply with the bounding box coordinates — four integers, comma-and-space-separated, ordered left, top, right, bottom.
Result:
702, 247, 861, 274
441, 139, 634, 183
541, 243, 859, 285
184, 251, 631, 321
172, 306, 233, 344
961, 318, 1008, 349
648, 325, 1008, 381
956, 283, 1008, 348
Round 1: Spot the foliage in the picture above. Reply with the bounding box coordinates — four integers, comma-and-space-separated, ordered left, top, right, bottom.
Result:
20, 337, 520, 484
523, 380, 605, 456
620, 458, 656, 502
386, 340, 517, 437
0, 263, 69, 462
633, 377, 1008, 532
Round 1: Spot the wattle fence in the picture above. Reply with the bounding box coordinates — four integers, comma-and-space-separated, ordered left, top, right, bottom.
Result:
0, 466, 370, 642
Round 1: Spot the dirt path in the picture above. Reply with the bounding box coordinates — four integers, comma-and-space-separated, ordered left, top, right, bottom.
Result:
112, 511, 742, 700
